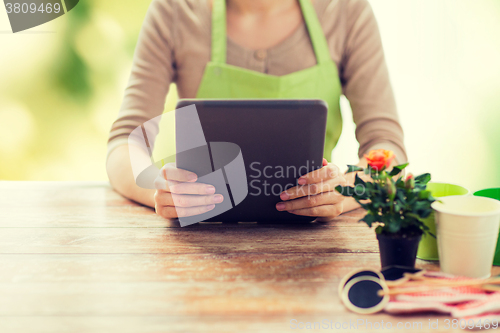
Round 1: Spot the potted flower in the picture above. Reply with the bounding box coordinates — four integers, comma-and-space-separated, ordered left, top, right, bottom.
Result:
335, 149, 436, 268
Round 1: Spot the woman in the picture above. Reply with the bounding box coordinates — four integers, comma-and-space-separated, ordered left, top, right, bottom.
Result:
107, 0, 407, 221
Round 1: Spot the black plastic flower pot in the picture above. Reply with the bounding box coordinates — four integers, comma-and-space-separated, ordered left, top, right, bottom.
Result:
376, 233, 422, 269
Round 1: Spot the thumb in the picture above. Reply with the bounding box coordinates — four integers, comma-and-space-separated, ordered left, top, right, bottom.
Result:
322, 158, 328, 167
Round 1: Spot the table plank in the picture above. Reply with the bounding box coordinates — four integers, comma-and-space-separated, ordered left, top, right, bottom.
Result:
0, 181, 365, 228
0, 253, 383, 283
0, 206, 366, 228
0, 226, 378, 254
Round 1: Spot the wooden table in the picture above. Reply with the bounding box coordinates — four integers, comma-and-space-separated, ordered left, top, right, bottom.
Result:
1, 182, 498, 333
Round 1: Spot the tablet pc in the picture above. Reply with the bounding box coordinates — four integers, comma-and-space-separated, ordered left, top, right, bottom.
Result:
175, 99, 327, 224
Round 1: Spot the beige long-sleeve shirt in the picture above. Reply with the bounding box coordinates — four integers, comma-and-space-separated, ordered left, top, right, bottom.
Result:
108, 0, 407, 163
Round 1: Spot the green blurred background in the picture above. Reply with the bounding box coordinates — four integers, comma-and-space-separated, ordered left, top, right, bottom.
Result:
0, 0, 499, 193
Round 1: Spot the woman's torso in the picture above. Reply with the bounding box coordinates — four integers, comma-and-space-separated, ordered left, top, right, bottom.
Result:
170, 0, 351, 98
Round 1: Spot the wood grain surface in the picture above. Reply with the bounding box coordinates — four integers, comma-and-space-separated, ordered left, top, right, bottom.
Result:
0, 181, 498, 333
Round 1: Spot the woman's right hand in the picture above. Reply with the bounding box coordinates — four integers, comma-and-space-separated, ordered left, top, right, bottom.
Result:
154, 163, 224, 219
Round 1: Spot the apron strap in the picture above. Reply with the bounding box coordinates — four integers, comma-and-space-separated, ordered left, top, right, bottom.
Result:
298, 0, 331, 65
210, 0, 331, 65
211, 0, 227, 64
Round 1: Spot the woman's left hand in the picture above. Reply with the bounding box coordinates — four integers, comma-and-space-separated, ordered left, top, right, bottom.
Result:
276, 159, 347, 221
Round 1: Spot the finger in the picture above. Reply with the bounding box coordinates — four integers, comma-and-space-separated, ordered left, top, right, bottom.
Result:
276, 191, 344, 211
280, 177, 346, 200
155, 192, 224, 207
288, 203, 343, 218
322, 158, 328, 166
168, 181, 216, 195
158, 204, 216, 218
154, 178, 215, 194
172, 193, 224, 207
161, 162, 198, 182
297, 164, 340, 185
154, 176, 179, 190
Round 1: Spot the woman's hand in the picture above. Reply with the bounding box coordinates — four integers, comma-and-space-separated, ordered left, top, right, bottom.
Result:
276, 159, 347, 221
154, 163, 224, 219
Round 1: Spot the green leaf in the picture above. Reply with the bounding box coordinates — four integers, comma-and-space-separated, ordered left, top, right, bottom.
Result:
364, 182, 374, 193
389, 163, 409, 176
354, 173, 366, 186
415, 173, 431, 185
353, 184, 368, 200
361, 213, 377, 227
387, 221, 401, 233
346, 165, 364, 174
418, 190, 431, 200
364, 165, 380, 179
396, 190, 406, 204
395, 176, 405, 188
394, 162, 410, 170
335, 185, 354, 196
414, 201, 431, 213
406, 212, 424, 222
420, 208, 433, 219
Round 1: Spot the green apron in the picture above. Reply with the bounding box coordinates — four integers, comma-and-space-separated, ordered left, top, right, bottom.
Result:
196, 0, 343, 161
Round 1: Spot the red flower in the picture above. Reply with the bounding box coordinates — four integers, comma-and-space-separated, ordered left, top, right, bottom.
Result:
405, 174, 415, 190
386, 180, 396, 200
364, 149, 395, 171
